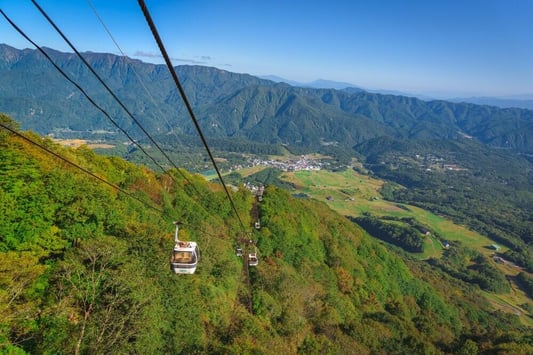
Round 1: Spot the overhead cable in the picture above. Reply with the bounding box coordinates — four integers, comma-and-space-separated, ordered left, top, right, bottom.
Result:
85, 0, 201, 175
0, 122, 163, 213
137, 0, 248, 232
31, 0, 193, 186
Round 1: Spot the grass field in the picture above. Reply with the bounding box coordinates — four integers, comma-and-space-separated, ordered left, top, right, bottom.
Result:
227, 164, 516, 266
281, 168, 500, 256
229, 164, 512, 262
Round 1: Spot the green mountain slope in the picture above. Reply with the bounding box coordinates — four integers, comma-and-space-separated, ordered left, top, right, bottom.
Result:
1, 115, 531, 353
1, 44, 532, 154
0, 44, 273, 138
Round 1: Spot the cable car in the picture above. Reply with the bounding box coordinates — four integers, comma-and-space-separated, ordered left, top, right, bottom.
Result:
248, 247, 259, 267
235, 246, 243, 257
254, 220, 261, 230
170, 222, 199, 274
248, 252, 258, 266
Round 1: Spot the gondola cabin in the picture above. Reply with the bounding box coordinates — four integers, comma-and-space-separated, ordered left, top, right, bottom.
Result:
254, 220, 261, 230
169, 222, 199, 274
248, 252, 258, 267
170, 241, 199, 274
235, 247, 243, 257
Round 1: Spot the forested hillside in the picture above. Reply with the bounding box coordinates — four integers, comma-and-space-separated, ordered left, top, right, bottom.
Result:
1, 44, 532, 154
357, 137, 533, 271
1, 114, 531, 354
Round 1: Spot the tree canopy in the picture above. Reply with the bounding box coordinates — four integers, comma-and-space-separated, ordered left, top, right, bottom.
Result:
0, 116, 531, 354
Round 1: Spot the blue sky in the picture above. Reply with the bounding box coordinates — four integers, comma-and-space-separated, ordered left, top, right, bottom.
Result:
1, 0, 532, 98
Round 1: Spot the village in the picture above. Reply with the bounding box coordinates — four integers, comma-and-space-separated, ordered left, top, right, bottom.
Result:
414, 153, 467, 172
374, 152, 467, 173
230, 155, 327, 173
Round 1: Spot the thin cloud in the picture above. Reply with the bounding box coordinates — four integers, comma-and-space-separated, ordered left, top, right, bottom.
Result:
172, 57, 206, 64
134, 50, 161, 58
134, 50, 211, 64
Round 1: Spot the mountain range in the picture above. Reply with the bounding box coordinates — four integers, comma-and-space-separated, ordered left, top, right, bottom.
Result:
1, 43, 532, 155
261, 75, 533, 110
449, 96, 533, 110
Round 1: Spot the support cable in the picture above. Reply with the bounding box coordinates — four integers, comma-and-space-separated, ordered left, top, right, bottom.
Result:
85, 0, 201, 174
138, 0, 248, 232
138, 2, 255, 311
31, 0, 193, 186
0, 122, 163, 213
0, 8, 172, 178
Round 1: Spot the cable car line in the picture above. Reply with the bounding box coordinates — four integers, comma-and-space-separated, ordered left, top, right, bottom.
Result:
30, 0, 194, 188
85, 0, 202, 176
0, 9, 177, 180
138, 0, 248, 234
0, 122, 164, 214
2, 5, 240, 274
1, 8, 221, 270
140, 0, 260, 287
4, 3, 259, 280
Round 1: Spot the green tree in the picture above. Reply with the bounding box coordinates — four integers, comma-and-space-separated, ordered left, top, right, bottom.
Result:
41, 236, 156, 354
0, 252, 47, 349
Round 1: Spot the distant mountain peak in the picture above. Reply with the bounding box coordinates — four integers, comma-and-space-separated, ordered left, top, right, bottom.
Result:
305, 79, 360, 90
259, 75, 361, 90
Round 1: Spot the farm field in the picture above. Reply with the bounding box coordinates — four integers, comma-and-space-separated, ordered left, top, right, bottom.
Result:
232, 162, 512, 262
281, 168, 500, 256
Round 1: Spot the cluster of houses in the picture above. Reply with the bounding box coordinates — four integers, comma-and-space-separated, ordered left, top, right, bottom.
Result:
236, 156, 326, 172
414, 154, 466, 172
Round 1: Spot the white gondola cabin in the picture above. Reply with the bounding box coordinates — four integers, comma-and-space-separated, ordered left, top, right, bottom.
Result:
170, 222, 199, 274
248, 246, 259, 267
235, 246, 243, 257
248, 252, 258, 266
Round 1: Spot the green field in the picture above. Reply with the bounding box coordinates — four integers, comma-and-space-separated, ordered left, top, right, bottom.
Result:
231, 164, 511, 261
228, 163, 514, 264
282, 168, 499, 254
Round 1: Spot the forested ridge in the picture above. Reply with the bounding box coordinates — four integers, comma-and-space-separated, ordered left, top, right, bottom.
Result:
1, 114, 532, 354
1, 44, 532, 154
